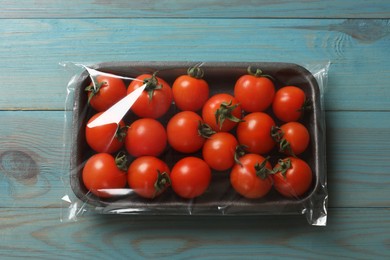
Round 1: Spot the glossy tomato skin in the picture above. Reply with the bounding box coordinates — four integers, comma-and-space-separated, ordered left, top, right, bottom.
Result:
273, 157, 313, 198
87, 75, 127, 112
167, 111, 205, 153
237, 112, 276, 155
172, 75, 209, 111
82, 153, 127, 198
127, 74, 173, 119
125, 118, 167, 157
202, 93, 242, 132
234, 75, 275, 112
272, 86, 306, 122
230, 154, 273, 199
85, 112, 125, 153
127, 156, 170, 199
280, 122, 310, 155
170, 157, 211, 199
202, 132, 238, 171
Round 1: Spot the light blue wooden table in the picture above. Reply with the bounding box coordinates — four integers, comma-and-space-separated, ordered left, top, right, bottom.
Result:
1, 1, 390, 259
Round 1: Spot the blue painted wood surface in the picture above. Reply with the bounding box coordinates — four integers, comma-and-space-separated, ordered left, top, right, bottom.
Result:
1, 1, 390, 259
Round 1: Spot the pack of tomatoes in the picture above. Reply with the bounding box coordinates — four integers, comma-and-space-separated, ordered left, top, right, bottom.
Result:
64, 62, 328, 225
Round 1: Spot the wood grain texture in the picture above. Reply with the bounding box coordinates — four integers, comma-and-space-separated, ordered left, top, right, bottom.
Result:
0, 208, 389, 259
1, 19, 390, 111
1, 111, 389, 208
1, 0, 389, 19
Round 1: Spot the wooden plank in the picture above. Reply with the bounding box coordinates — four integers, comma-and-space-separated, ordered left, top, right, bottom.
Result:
1, 110, 389, 208
1, 0, 389, 19
1, 18, 389, 111
0, 207, 389, 259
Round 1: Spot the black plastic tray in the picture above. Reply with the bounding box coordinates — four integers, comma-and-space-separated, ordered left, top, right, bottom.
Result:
70, 61, 326, 215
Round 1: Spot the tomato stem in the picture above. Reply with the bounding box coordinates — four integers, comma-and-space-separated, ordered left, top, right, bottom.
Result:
271, 126, 296, 157
298, 98, 312, 119
85, 80, 105, 105
115, 151, 128, 172
254, 156, 272, 179
143, 72, 162, 101
215, 100, 243, 130
187, 66, 204, 79
247, 66, 274, 80
198, 121, 216, 139
234, 145, 248, 166
273, 158, 292, 178
154, 170, 171, 197
115, 125, 128, 142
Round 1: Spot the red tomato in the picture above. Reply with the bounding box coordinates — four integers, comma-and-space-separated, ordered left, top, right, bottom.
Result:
272, 86, 307, 122
85, 112, 125, 153
82, 153, 127, 198
127, 73, 173, 119
85, 75, 127, 112
202, 93, 242, 132
272, 122, 310, 156
237, 112, 276, 154
167, 111, 208, 153
202, 132, 238, 171
172, 67, 209, 111
273, 157, 313, 198
230, 154, 273, 199
234, 68, 275, 112
170, 157, 211, 199
127, 156, 170, 199
125, 118, 167, 157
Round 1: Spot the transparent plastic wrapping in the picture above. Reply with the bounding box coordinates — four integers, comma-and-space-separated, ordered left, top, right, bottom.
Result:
61, 61, 329, 226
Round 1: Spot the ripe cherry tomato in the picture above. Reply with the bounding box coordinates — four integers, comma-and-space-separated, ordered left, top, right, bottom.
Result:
82, 153, 127, 198
127, 73, 173, 119
230, 154, 273, 199
272, 86, 307, 122
125, 118, 167, 157
167, 111, 210, 154
127, 156, 171, 199
172, 67, 209, 111
202, 132, 238, 171
234, 67, 275, 112
85, 112, 125, 153
272, 122, 310, 156
202, 93, 242, 132
170, 157, 211, 199
273, 157, 313, 198
85, 75, 127, 112
237, 112, 276, 155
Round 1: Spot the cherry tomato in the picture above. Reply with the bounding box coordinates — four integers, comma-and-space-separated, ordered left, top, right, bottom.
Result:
272, 122, 310, 156
85, 112, 125, 153
202, 132, 238, 171
127, 73, 173, 119
125, 118, 167, 157
167, 111, 208, 154
82, 153, 127, 198
172, 67, 209, 111
234, 67, 275, 112
170, 157, 211, 199
272, 86, 307, 122
230, 154, 273, 199
85, 75, 127, 112
273, 157, 313, 198
127, 156, 170, 199
202, 93, 242, 132
237, 112, 276, 154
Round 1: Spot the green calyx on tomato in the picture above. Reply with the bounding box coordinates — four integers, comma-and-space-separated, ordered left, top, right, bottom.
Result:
215, 100, 244, 130
143, 72, 163, 101
254, 157, 272, 179
197, 121, 216, 138
234, 144, 248, 166
154, 170, 171, 197
85, 80, 105, 105
273, 158, 292, 178
247, 66, 274, 80
115, 125, 128, 142
114, 151, 129, 172
271, 126, 295, 157
187, 66, 204, 79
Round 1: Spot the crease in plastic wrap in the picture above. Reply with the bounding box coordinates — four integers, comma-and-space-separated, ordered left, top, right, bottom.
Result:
61, 61, 329, 226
